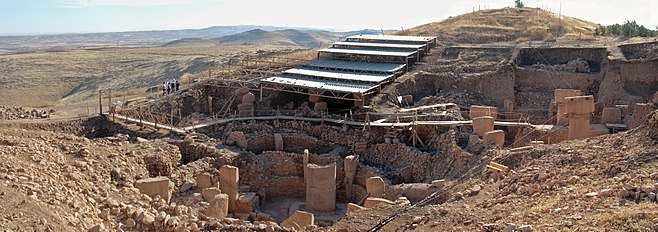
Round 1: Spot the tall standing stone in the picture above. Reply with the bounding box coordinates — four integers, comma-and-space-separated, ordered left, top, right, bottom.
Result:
219, 165, 239, 212
555, 89, 582, 126
344, 155, 359, 201
472, 116, 495, 136
274, 133, 284, 151
303, 149, 310, 184
564, 95, 595, 140
306, 163, 336, 212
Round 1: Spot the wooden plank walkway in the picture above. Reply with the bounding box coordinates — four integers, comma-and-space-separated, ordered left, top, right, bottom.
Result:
103, 113, 187, 134
105, 112, 533, 134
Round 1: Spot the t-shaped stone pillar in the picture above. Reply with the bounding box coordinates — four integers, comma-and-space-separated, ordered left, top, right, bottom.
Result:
554, 89, 582, 126
344, 155, 359, 201
219, 165, 239, 212
564, 95, 595, 140
305, 163, 336, 212
469, 105, 498, 119
472, 116, 495, 136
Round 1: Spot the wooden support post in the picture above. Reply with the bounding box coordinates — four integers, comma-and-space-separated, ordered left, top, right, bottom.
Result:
208, 96, 213, 114
259, 84, 263, 101
98, 90, 102, 114
108, 89, 112, 113
178, 108, 182, 127
412, 113, 417, 147
406, 58, 410, 72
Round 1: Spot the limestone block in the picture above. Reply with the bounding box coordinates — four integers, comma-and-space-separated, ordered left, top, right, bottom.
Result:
238, 110, 254, 117
314, 102, 327, 111
366, 176, 386, 198
205, 193, 228, 219
472, 116, 495, 136
564, 95, 595, 115
431, 179, 446, 188
134, 177, 173, 203
274, 133, 284, 151
305, 163, 336, 212
219, 165, 239, 212
554, 89, 582, 104
628, 103, 656, 129
364, 197, 395, 208
469, 105, 498, 119
201, 187, 222, 202
398, 166, 414, 183
555, 89, 582, 125
483, 130, 505, 148
281, 210, 314, 230
195, 173, 213, 189
503, 99, 514, 112
228, 131, 248, 149
237, 103, 254, 111
242, 92, 256, 104
601, 107, 622, 124
234, 192, 259, 213
233, 87, 250, 97
309, 95, 321, 103
347, 203, 366, 215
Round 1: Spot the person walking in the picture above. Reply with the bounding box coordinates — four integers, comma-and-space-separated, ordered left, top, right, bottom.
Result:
175, 80, 180, 92
166, 81, 171, 95
171, 78, 176, 92
162, 82, 167, 96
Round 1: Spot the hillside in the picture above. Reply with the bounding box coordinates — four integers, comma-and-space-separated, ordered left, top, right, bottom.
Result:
399, 7, 598, 44
0, 25, 318, 52
214, 29, 337, 47
0, 45, 303, 107
165, 29, 395, 48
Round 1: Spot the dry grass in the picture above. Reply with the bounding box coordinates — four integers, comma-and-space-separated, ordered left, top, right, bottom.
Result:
0, 45, 299, 107
398, 7, 598, 44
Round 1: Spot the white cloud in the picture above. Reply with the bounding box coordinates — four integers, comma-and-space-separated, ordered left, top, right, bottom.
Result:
55, 0, 205, 7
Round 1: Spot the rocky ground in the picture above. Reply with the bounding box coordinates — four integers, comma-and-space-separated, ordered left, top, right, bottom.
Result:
0, 123, 291, 232
0, 106, 52, 120
331, 111, 658, 231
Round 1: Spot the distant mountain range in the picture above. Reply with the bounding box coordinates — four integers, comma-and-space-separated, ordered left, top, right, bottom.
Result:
0, 25, 395, 52
163, 29, 394, 47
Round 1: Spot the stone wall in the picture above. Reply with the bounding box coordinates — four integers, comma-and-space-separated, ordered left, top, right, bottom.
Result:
598, 59, 658, 106
515, 48, 607, 72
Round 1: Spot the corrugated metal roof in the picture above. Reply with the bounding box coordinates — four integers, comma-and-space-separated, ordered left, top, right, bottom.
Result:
318, 48, 417, 57
345, 35, 436, 42
283, 67, 393, 83
261, 75, 378, 94
333, 41, 426, 50
306, 59, 406, 73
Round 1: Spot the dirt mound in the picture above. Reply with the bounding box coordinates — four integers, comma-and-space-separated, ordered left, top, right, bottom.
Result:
399, 7, 597, 44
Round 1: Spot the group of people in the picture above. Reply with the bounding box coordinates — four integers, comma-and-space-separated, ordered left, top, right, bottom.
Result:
163, 78, 181, 95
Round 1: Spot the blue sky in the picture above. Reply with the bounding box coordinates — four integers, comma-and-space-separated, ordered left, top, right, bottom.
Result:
0, 0, 656, 36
